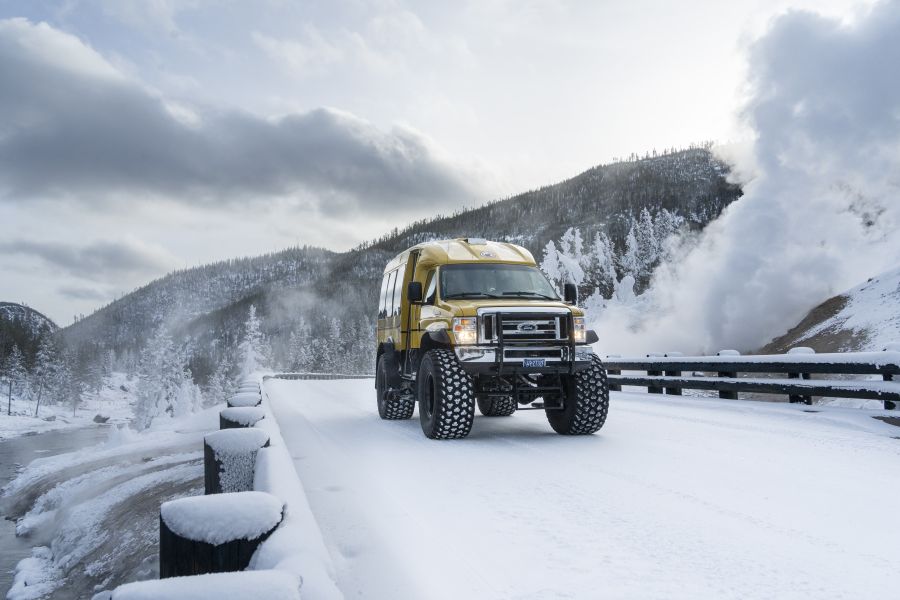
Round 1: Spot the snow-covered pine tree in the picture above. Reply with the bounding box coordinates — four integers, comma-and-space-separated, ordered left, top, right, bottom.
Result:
238, 305, 270, 378
541, 233, 585, 293
287, 320, 315, 372
635, 207, 659, 277
541, 240, 562, 291
205, 359, 232, 407
587, 232, 618, 299
4, 345, 26, 415
653, 208, 684, 264
32, 336, 57, 418
54, 349, 84, 417
172, 378, 202, 418
135, 328, 191, 429
322, 318, 342, 372
619, 228, 641, 280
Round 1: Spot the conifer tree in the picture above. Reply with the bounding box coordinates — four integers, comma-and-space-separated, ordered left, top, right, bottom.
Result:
32, 336, 57, 418
4, 345, 26, 416
238, 305, 270, 377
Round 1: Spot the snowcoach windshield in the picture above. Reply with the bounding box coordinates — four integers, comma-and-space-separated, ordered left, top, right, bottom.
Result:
439, 264, 559, 300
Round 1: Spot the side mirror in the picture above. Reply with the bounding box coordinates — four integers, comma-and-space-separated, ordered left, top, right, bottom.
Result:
407, 281, 423, 304
563, 283, 578, 305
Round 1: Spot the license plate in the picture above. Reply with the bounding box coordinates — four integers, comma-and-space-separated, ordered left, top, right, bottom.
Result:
523, 358, 546, 368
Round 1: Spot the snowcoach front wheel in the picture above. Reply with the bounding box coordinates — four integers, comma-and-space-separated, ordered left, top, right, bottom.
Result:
546, 355, 610, 435
417, 349, 475, 439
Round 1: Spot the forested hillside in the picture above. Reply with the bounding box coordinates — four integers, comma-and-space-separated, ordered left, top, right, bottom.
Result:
0, 302, 58, 369
42, 146, 742, 387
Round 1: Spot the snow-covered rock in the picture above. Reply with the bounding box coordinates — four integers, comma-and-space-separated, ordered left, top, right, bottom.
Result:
787, 346, 815, 355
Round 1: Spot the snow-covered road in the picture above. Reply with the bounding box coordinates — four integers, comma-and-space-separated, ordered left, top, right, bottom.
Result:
265, 379, 900, 600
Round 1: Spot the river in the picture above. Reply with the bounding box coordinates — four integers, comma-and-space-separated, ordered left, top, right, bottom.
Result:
0, 426, 110, 596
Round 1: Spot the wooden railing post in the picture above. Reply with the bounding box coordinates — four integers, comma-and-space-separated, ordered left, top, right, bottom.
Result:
885, 373, 896, 410
716, 350, 740, 400
204, 429, 270, 494
787, 347, 814, 404
664, 352, 683, 395
717, 371, 738, 400
647, 353, 663, 394
159, 492, 283, 578
606, 355, 621, 392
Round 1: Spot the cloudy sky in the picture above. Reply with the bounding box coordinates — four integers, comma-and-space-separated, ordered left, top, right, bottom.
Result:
0, 0, 874, 324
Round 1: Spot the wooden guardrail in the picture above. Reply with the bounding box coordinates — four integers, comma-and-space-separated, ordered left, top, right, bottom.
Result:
604, 349, 900, 409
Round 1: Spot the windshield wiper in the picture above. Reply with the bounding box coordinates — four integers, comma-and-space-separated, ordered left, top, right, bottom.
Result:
501, 291, 557, 300
442, 292, 503, 299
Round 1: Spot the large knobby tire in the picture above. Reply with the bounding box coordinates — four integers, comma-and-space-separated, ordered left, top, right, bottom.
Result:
376, 354, 414, 420
477, 395, 517, 417
417, 349, 475, 439
546, 355, 610, 435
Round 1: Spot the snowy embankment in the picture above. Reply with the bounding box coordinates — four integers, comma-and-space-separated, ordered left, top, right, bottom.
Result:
763, 266, 900, 354
800, 267, 900, 351
266, 378, 900, 600
1, 408, 218, 599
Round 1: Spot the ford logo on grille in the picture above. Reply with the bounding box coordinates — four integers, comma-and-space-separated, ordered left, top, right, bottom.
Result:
517, 323, 538, 332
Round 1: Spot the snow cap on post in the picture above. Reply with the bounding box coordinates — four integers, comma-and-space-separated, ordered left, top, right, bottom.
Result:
220, 406, 266, 429
161, 491, 283, 545
158, 491, 284, 578
227, 391, 262, 408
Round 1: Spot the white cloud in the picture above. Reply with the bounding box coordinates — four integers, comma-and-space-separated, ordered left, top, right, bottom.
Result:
0, 18, 484, 213
251, 27, 344, 74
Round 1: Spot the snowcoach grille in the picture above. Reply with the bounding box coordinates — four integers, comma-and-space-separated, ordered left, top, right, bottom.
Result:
481, 312, 569, 344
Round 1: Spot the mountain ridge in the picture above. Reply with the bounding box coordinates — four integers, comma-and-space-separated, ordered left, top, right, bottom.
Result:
60, 146, 743, 379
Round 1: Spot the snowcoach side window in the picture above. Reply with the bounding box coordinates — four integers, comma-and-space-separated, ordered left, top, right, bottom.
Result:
378, 273, 390, 319
385, 270, 398, 318
424, 270, 437, 305
391, 265, 404, 317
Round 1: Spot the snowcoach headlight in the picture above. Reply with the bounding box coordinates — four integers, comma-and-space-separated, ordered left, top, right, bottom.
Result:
452, 317, 478, 345
573, 317, 586, 343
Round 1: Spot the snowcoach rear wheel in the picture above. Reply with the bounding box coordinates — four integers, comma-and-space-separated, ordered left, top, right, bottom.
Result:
546, 355, 610, 435
376, 354, 414, 420
417, 349, 475, 439
477, 395, 517, 417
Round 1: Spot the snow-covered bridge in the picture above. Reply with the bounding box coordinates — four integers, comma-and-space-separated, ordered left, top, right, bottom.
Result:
265, 378, 900, 600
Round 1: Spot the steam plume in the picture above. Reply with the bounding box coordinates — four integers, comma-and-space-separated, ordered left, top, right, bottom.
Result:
595, 1, 900, 355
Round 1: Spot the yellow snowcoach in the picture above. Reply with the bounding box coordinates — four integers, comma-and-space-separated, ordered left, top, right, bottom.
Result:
375, 238, 609, 439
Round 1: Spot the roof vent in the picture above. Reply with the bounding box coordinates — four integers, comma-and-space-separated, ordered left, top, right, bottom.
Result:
466, 237, 488, 245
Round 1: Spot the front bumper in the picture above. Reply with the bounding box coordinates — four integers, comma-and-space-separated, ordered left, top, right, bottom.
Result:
454, 344, 594, 375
